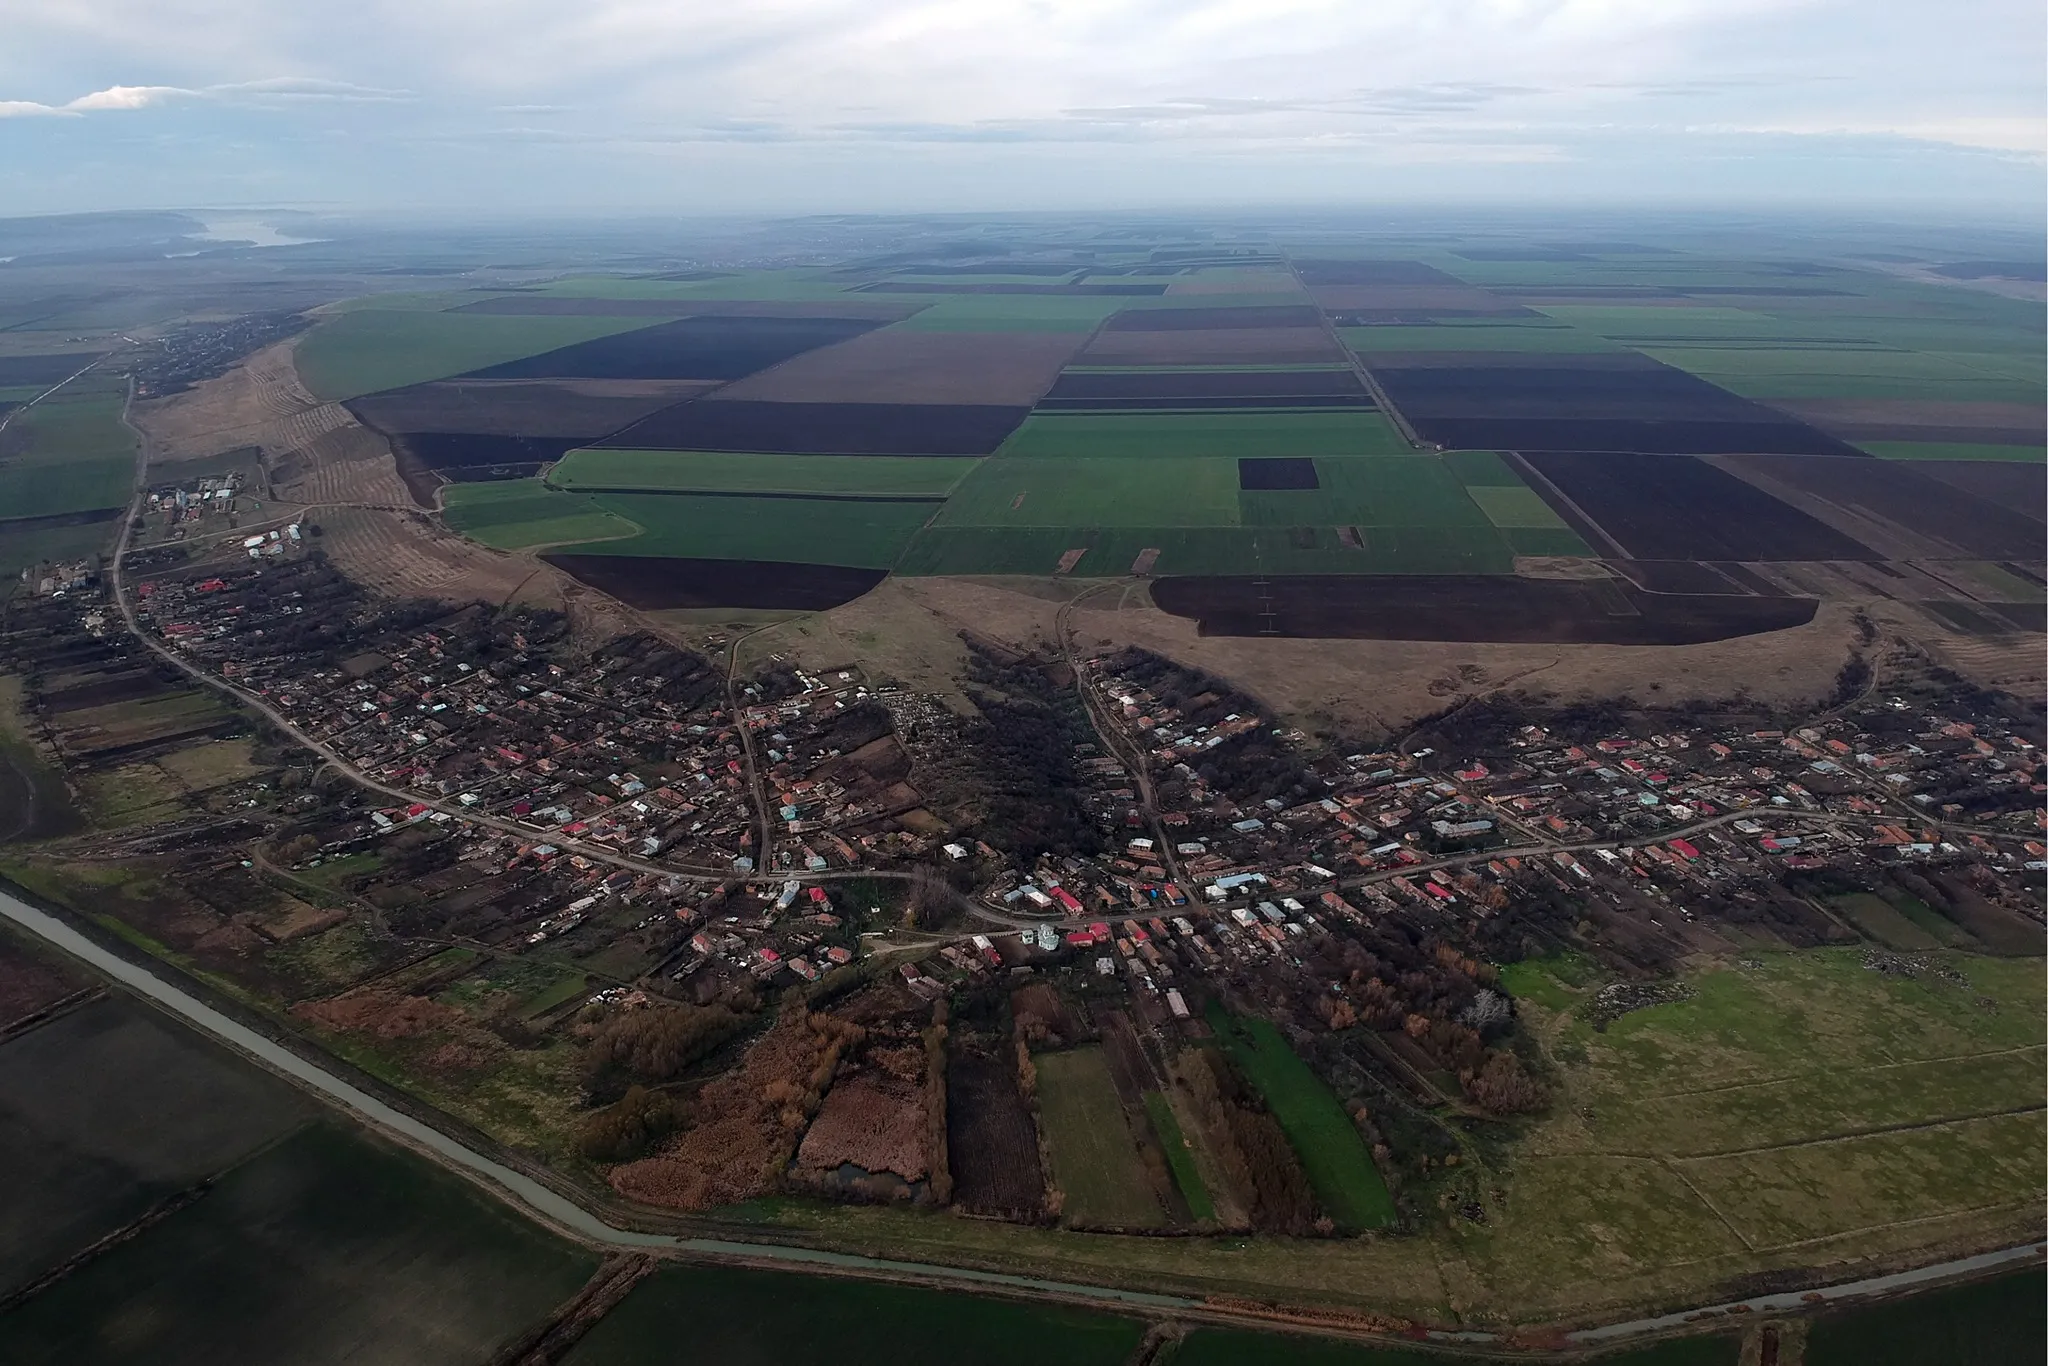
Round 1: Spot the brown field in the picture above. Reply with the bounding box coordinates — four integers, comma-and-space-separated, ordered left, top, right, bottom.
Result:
1763, 396, 2046, 445
321, 506, 562, 606
1908, 460, 2048, 520
709, 330, 1087, 406
1078, 328, 1345, 365
745, 575, 1874, 741
132, 334, 421, 512
133, 338, 314, 462
1711, 453, 2046, 562
794, 1070, 928, 1181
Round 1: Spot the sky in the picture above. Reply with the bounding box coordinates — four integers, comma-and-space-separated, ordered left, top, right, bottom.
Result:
1, 0, 2042, 218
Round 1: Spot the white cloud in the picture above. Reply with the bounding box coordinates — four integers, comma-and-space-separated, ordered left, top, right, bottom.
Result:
0, 0, 2037, 208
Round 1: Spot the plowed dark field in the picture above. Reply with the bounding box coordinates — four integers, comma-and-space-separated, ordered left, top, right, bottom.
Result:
1369, 354, 1865, 456
1079, 329, 1343, 366
945, 1047, 1045, 1218
601, 400, 1030, 455
1100, 305, 1322, 330
1423, 417, 1863, 456
1042, 370, 1368, 400
541, 554, 888, 610
460, 316, 884, 381
1907, 460, 2048, 522
1718, 453, 2047, 561
712, 329, 1083, 405
855, 282, 1165, 295
1151, 574, 1818, 642
1524, 451, 1880, 560
1238, 458, 1319, 489
350, 379, 708, 438
1034, 395, 1373, 411
391, 433, 582, 471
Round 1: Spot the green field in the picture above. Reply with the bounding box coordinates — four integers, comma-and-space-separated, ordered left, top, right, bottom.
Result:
563, 1261, 1146, 1365
560, 492, 936, 568
1805, 1266, 2046, 1366
1341, 323, 1625, 354
443, 480, 639, 550
997, 411, 1416, 459
1166, 1329, 1738, 1366
1207, 1011, 1397, 1231
1455, 948, 2046, 1310
895, 521, 1512, 578
1034, 1046, 1167, 1229
0, 1115, 594, 1365
1463, 484, 1572, 530
0, 374, 137, 521
548, 448, 978, 496
1144, 1091, 1216, 1222
295, 309, 660, 400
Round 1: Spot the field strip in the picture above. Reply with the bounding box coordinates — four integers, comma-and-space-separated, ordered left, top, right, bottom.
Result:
1621, 1043, 2048, 1102
1747, 1199, 2047, 1256
1663, 1104, 2047, 1161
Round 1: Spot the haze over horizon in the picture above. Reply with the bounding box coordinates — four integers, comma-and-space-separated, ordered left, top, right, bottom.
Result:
1, 0, 2043, 218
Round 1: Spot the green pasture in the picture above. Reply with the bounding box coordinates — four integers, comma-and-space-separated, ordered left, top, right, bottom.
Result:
936, 456, 1243, 528
295, 310, 660, 400
531, 270, 853, 302
442, 480, 640, 550
1860, 440, 2046, 462
548, 448, 977, 497
1206, 1010, 1397, 1231
554, 492, 934, 567
1144, 1091, 1215, 1222
1033, 1046, 1166, 1229
1464, 485, 1570, 530
1465, 948, 2048, 1293
0, 377, 136, 519
998, 411, 1414, 460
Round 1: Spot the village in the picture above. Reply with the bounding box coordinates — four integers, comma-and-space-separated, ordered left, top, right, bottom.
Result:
106, 551, 2046, 1031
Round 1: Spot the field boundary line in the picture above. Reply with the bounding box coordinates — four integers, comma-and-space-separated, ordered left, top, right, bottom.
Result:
1661, 1158, 1757, 1252
1664, 1103, 2046, 1161
1747, 1198, 2047, 1256
1607, 1043, 2048, 1103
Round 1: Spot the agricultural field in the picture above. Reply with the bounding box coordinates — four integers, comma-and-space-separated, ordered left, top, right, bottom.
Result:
1442, 948, 2046, 1315
562, 1261, 1147, 1366
1208, 1011, 1397, 1231
443, 479, 639, 550
0, 1120, 597, 1366
0, 370, 138, 529
274, 241, 2041, 647
1034, 1045, 1168, 1229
